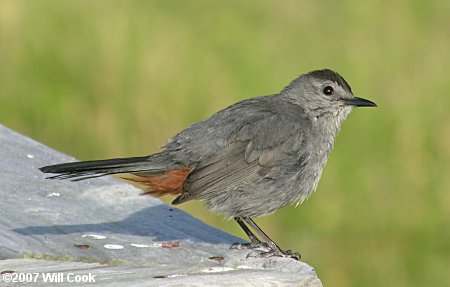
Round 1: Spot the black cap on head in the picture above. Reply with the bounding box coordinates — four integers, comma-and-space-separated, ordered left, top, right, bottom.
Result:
308, 69, 353, 94
281, 69, 354, 96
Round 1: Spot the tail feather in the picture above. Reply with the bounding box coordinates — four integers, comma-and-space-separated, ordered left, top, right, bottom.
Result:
40, 154, 174, 181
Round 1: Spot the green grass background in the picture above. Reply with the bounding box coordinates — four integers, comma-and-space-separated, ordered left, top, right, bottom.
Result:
1, 1, 449, 286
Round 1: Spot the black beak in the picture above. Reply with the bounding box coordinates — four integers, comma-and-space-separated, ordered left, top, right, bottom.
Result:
344, 97, 377, 107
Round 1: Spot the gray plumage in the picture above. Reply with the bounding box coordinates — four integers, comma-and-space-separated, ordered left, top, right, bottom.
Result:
41, 69, 375, 218
165, 69, 374, 218
41, 69, 376, 259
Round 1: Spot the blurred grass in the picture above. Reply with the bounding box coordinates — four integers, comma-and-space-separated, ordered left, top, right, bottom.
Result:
1, 0, 449, 286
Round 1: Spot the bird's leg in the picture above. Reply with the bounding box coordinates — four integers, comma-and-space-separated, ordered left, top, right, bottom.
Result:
243, 217, 301, 260
230, 217, 269, 250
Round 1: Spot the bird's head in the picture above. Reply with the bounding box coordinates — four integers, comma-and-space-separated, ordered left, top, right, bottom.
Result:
282, 69, 376, 119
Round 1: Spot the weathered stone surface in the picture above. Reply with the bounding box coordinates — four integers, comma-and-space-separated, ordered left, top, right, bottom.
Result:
0, 125, 322, 286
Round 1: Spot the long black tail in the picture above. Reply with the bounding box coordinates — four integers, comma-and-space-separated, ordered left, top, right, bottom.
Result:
40, 154, 173, 181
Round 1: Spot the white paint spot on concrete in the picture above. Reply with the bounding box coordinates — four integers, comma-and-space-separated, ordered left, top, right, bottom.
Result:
82, 234, 107, 240
201, 267, 234, 273
130, 243, 149, 248
237, 265, 253, 269
104, 244, 124, 250
46, 192, 60, 197
166, 274, 188, 278
27, 154, 34, 158
151, 243, 163, 247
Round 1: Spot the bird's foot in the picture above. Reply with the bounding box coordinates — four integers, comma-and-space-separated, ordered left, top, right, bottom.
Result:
246, 248, 301, 261
230, 241, 269, 251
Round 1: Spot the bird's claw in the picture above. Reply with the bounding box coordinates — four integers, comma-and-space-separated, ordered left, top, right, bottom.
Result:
230, 242, 270, 251
245, 248, 301, 261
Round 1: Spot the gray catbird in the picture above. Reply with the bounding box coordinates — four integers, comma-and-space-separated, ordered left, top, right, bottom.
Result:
40, 69, 376, 260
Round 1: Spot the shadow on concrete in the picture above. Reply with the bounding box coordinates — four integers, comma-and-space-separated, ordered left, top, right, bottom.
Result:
13, 204, 240, 244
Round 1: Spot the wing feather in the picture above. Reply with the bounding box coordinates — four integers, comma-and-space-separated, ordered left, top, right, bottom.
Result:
173, 100, 310, 205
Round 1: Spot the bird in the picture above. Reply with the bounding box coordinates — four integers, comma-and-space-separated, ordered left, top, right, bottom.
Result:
40, 69, 376, 260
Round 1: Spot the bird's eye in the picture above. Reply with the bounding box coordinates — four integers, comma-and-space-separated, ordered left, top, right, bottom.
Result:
322, 86, 334, 96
